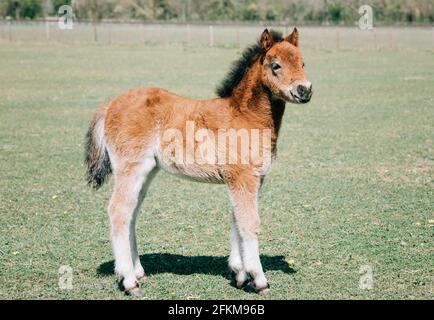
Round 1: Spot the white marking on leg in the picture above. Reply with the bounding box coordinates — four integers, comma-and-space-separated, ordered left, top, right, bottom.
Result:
130, 213, 145, 279
130, 159, 159, 280
229, 187, 268, 290
108, 156, 156, 290
229, 216, 248, 286
240, 235, 267, 289
229, 222, 243, 273
111, 224, 137, 290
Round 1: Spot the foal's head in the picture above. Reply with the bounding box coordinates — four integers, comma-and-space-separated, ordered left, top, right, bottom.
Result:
259, 28, 312, 104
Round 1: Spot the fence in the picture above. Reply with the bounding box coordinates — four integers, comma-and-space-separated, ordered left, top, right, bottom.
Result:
1, 20, 433, 50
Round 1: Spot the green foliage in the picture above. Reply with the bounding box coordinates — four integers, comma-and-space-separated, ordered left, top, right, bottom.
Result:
206, 0, 236, 21
327, 1, 346, 24
4, 0, 43, 19
154, 0, 177, 20
21, 0, 42, 18
265, 8, 277, 21
240, 1, 261, 21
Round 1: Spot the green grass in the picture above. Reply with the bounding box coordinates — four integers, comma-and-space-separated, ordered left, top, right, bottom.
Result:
0, 40, 433, 300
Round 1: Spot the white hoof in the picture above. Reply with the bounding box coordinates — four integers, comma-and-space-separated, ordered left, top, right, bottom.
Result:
135, 265, 146, 281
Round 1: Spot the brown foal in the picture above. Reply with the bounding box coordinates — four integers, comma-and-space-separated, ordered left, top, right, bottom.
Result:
85, 28, 312, 296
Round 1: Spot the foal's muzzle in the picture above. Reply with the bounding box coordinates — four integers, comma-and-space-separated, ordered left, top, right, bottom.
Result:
296, 83, 313, 103
287, 80, 313, 104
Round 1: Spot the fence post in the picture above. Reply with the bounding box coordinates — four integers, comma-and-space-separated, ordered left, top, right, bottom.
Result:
319, 29, 324, 49
209, 25, 214, 47
45, 20, 50, 41
336, 28, 340, 50
8, 19, 12, 42
139, 23, 144, 43
389, 30, 394, 49
235, 24, 240, 47
92, 22, 98, 42
373, 28, 378, 50
108, 23, 112, 44
186, 24, 191, 44
432, 27, 434, 48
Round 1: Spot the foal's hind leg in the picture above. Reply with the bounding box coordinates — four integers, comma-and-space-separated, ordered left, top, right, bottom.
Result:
130, 166, 159, 281
108, 157, 156, 294
228, 177, 269, 294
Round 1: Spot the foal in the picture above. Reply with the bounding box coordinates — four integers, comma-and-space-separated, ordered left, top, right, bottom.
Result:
85, 28, 312, 296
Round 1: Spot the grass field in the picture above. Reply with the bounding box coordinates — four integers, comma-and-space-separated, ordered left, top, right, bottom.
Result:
0, 38, 433, 299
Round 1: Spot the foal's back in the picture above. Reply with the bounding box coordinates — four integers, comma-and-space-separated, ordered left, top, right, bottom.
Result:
103, 87, 242, 182
105, 87, 232, 142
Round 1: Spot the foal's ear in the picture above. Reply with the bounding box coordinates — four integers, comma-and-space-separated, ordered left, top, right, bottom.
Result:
286, 27, 299, 47
260, 29, 274, 51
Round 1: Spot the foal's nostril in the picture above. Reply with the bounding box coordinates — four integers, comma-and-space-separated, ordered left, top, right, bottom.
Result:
296, 84, 312, 101
297, 85, 307, 97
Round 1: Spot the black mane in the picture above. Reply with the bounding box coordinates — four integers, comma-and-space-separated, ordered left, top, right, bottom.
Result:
216, 30, 283, 98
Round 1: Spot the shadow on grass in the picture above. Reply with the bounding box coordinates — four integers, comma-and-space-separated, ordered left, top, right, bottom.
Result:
97, 253, 295, 279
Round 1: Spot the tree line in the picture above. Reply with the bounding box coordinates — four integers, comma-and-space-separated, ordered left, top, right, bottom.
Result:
1, 0, 433, 24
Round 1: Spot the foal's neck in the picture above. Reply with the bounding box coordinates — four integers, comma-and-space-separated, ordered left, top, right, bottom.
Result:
228, 60, 286, 144
230, 61, 270, 113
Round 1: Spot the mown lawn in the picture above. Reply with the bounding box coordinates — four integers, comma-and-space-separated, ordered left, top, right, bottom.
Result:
0, 40, 433, 299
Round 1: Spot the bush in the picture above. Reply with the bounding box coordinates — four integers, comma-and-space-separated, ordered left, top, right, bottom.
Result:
6, 0, 43, 19
327, 1, 345, 24
241, 3, 261, 21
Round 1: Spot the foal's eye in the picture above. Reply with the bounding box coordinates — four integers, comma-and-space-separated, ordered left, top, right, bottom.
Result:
302, 62, 305, 68
271, 63, 281, 72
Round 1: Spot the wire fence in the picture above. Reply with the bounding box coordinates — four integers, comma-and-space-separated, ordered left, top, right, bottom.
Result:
1, 20, 434, 50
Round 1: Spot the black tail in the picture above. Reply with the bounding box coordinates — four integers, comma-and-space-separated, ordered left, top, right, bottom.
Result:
85, 109, 112, 189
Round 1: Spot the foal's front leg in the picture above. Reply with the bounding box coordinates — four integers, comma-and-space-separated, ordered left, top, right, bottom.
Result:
228, 178, 269, 294
229, 214, 248, 288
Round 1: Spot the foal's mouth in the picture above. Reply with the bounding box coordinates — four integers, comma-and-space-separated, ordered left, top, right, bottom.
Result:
289, 91, 312, 104
285, 80, 313, 104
